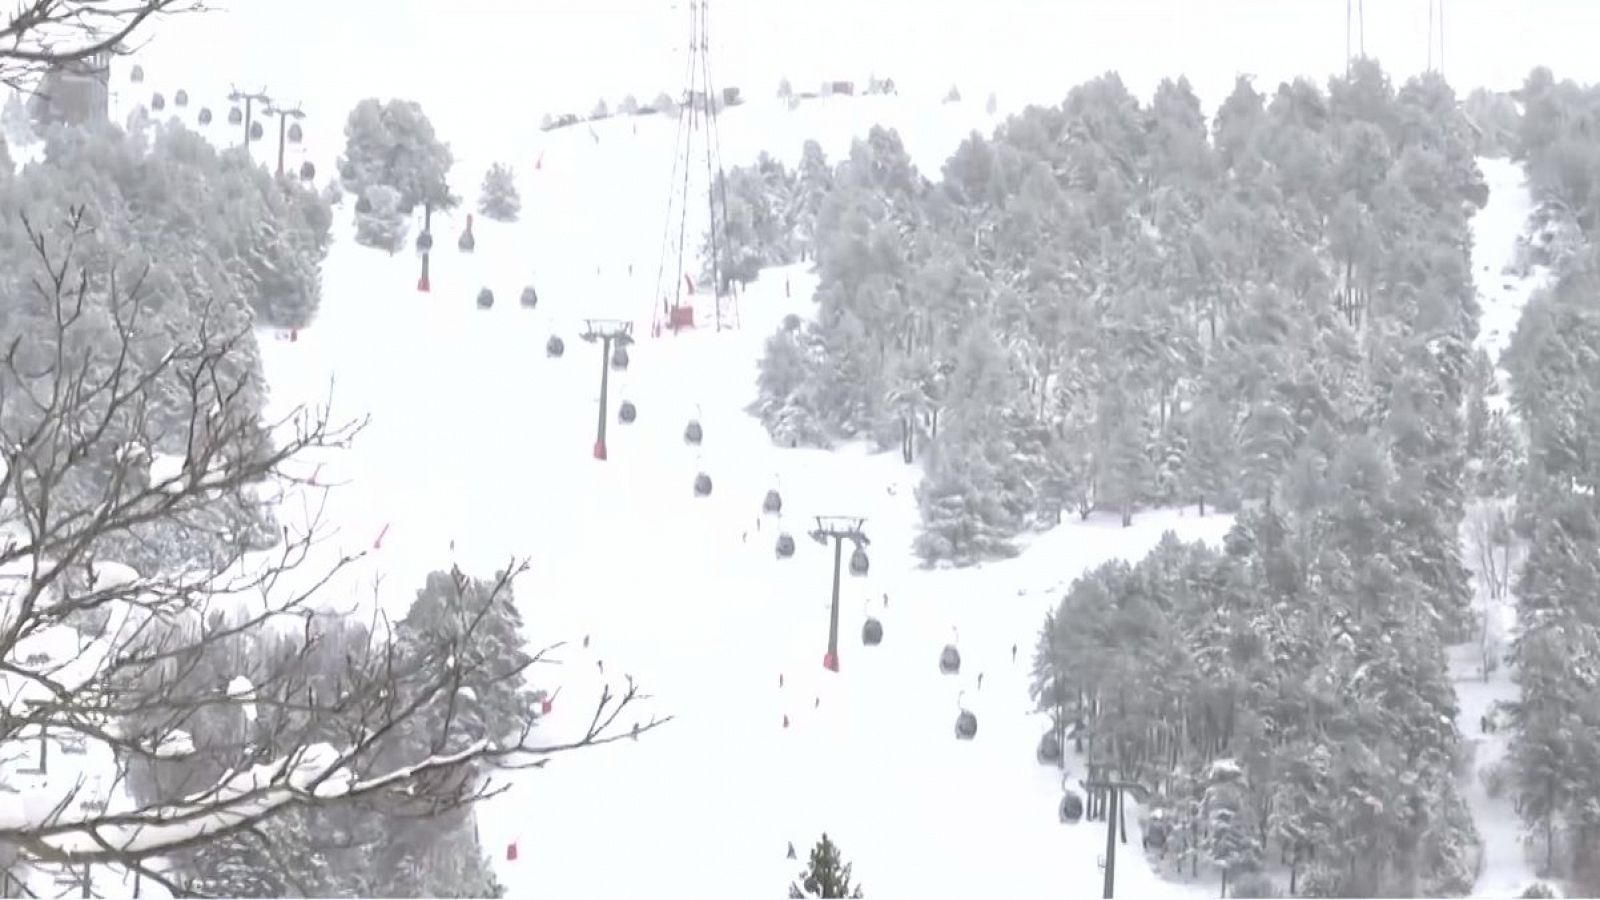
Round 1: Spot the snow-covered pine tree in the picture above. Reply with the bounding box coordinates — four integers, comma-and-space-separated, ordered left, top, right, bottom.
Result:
788, 833, 864, 898
182, 813, 330, 897
355, 184, 409, 252
1202, 760, 1261, 897
1095, 394, 1154, 528
339, 97, 457, 214
915, 328, 1024, 564
391, 567, 540, 757
1184, 390, 1228, 512
794, 139, 832, 253
478, 162, 521, 222
754, 323, 830, 448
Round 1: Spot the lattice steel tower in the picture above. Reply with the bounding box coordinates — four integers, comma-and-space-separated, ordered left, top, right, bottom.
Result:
652, 0, 738, 336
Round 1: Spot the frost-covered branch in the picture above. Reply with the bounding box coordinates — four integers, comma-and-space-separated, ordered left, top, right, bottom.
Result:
0, 214, 667, 886
0, 0, 205, 89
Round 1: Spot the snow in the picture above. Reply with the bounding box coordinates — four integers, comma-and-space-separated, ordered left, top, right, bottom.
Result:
1472, 157, 1553, 413
149, 730, 194, 759
5, 3, 1590, 895
89, 562, 141, 592
146, 453, 185, 494
226, 676, 258, 723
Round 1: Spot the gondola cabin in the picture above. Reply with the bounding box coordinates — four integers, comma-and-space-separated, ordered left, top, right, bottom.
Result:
939, 644, 961, 675
862, 617, 883, 646
954, 709, 977, 740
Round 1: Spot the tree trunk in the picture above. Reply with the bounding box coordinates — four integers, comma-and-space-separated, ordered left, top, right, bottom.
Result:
1546, 811, 1555, 873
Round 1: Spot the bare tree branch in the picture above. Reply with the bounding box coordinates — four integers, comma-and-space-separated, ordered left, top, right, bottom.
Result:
0, 213, 671, 892
0, 0, 207, 91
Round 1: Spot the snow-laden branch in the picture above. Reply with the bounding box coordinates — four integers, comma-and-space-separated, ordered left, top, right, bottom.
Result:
0, 0, 206, 89
2, 675, 670, 866
0, 211, 672, 883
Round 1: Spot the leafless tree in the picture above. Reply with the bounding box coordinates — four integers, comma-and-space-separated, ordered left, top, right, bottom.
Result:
0, 0, 207, 90
0, 213, 668, 896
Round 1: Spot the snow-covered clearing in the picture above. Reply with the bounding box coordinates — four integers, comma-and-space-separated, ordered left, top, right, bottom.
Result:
1449, 155, 1552, 898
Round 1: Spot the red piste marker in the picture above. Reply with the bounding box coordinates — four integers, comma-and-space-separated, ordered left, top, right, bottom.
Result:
373, 523, 391, 550
506, 841, 518, 862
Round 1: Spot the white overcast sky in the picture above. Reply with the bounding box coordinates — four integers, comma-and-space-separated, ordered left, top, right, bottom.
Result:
140, 0, 1600, 152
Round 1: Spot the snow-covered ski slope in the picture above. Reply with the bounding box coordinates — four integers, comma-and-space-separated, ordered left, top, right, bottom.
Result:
245, 100, 1237, 897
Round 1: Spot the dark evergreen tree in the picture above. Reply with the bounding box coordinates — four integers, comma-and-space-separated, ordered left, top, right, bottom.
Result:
788, 833, 864, 899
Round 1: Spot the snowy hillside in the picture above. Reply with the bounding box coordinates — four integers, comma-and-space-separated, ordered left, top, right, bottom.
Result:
10, 2, 1590, 894
181, 85, 1240, 897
